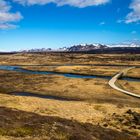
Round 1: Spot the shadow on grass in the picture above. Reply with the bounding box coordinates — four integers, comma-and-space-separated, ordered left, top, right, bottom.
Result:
10, 92, 82, 102
3, 90, 140, 107
0, 106, 139, 140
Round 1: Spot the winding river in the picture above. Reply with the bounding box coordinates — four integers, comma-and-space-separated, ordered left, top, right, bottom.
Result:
0, 65, 140, 82
0, 65, 140, 99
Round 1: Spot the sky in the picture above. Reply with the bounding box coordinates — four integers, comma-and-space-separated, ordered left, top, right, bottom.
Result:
0, 0, 140, 51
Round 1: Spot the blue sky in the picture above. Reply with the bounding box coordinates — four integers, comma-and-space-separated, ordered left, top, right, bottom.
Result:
0, 0, 140, 51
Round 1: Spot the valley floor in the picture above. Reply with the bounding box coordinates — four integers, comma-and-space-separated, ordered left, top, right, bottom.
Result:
0, 53, 140, 140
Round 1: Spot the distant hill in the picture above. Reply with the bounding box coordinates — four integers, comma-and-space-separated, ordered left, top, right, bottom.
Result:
19, 48, 52, 53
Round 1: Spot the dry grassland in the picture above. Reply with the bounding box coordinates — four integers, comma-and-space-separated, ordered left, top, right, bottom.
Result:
0, 53, 140, 140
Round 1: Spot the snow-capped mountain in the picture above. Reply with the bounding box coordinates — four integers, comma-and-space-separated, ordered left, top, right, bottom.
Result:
13, 40, 140, 53
66, 44, 108, 52
108, 41, 140, 48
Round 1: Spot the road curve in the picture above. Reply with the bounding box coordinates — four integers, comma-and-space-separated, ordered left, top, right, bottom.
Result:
109, 67, 140, 98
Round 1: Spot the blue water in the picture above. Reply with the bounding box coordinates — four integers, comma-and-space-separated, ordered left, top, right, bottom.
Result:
0, 65, 111, 79
0, 65, 140, 82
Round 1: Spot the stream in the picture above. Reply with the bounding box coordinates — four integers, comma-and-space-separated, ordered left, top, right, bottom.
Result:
0, 65, 140, 82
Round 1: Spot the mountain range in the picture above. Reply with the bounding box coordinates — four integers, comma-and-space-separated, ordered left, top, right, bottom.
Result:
59, 41, 140, 52
1, 41, 140, 54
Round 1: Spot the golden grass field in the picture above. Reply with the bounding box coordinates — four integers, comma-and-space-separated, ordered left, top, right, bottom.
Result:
0, 53, 140, 66
0, 53, 140, 140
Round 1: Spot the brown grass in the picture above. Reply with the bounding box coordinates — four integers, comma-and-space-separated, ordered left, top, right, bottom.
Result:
0, 70, 140, 107
22, 65, 123, 77
0, 53, 140, 66
0, 53, 140, 139
117, 80, 140, 95
0, 106, 140, 140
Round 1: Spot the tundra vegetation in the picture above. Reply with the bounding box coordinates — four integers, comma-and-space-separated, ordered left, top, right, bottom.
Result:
0, 53, 140, 140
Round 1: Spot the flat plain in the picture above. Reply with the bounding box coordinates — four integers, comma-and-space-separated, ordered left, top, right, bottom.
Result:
0, 53, 140, 140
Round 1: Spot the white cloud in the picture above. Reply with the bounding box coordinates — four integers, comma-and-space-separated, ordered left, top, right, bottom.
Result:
117, 19, 123, 23
0, 0, 22, 29
0, 0, 11, 12
0, 12, 22, 23
99, 21, 105, 25
13, 0, 110, 8
131, 30, 137, 34
0, 0, 110, 29
125, 0, 140, 23
0, 23, 18, 29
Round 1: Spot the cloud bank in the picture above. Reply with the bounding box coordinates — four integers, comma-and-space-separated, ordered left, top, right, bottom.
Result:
0, 0, 22, 29
1, 0, 139, 30
0, 0, 110, 29
125, 0, 140, 23
13, 0, 110, 8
